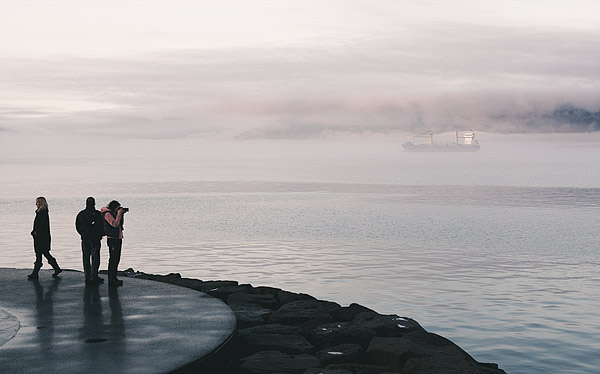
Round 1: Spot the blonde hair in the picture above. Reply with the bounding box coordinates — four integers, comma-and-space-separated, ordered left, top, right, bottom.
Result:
36, 196, 49, 211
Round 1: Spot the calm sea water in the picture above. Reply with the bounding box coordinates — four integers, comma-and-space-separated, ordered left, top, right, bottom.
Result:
1, 134, 599, 374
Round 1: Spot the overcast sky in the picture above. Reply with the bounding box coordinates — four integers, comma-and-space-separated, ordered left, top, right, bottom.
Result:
1, 0, 599, 146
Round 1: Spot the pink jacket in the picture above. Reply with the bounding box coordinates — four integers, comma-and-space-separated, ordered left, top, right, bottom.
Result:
101, 206, 124, 239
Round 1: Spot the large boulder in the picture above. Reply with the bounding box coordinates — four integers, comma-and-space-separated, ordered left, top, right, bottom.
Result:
366, 333, 506, 374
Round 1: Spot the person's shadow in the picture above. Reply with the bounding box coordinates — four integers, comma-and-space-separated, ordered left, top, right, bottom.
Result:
108, 286, 123, 330
107, 286, 126, 366
80, 283, 105, 344
31, 277, 61, 357
79, 282, 127, 369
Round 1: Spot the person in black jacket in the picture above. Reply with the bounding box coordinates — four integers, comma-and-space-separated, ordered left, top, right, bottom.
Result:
76, 197, 105, 284
28, 196, 62, 280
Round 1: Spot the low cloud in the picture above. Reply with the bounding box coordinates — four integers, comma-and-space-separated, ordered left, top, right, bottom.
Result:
1, 23, 598, 140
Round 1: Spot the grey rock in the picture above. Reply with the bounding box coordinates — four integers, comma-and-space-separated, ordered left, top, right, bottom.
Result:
311, 322, 377, 349
252, 286, 282, 296
239, 333, 315, 355
269, 300, 334, 329
134, 272, 181, 283
174, 279, 238, 292
228, 292, 280, 310
229, 302, 272, 328
325, 363, 394, 374
352, 313, 424, 337
316, 343, 363, 366
238, 324, 304, 337
330, 303, 378, 322
200, 280, 239, 289
317, 300, 343, 312
279, 291, 317, 305
171, 277, 206, 291
303, 369, 353, 374
253, 286, 316, 305
208, 284, 252, 301
239, 351, 319, 374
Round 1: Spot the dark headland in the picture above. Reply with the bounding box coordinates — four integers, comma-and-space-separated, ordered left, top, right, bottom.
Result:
136, 270, 506, 374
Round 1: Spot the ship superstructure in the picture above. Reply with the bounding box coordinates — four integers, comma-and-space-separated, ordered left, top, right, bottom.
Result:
402, 130, 480, 152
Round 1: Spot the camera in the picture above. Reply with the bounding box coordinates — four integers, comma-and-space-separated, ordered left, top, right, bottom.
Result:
121, 207, 129, 212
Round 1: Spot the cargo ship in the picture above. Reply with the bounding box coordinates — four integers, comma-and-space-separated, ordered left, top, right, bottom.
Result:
402, 130, 480, 152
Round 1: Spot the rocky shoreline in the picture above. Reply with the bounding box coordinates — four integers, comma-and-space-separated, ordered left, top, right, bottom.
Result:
129, 270, 505, 374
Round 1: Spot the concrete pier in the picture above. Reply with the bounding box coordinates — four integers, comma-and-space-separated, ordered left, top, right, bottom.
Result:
0, 268, 236, 373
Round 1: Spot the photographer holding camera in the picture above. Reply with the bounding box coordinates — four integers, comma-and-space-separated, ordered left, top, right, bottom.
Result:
101, 200, 128, 287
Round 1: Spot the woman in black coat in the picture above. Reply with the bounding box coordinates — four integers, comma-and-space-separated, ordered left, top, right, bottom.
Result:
28, 196, 62, 280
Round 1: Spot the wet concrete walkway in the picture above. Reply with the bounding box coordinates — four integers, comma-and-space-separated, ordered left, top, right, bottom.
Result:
0, 268, 236, 373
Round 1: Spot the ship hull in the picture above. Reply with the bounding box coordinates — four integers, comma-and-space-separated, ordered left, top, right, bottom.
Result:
402, 143, 481, 152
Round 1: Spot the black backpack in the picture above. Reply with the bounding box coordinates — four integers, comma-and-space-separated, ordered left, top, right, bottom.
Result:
78, 209, 105, 239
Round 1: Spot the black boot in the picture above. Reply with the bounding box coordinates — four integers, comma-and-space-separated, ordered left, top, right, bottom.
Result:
49, 258, 62, 278
28, 262, 41, 280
